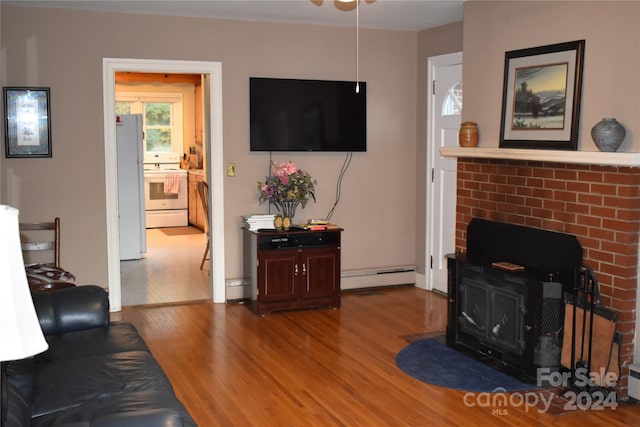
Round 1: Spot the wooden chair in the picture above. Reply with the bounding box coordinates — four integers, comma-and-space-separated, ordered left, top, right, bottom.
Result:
198, 181, 210, 270
19, 217, 76, 291
20, 217, 61, 267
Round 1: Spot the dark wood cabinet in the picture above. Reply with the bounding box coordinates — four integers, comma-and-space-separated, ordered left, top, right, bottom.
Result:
243, 228, 341, 316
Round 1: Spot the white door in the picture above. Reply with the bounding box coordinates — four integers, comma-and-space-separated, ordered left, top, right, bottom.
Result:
427, 52, 462, 293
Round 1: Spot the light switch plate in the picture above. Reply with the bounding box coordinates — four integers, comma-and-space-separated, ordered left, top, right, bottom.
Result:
227, 163, 236, 176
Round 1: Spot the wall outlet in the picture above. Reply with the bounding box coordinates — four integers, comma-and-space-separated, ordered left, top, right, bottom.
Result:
227, 163, 236, 176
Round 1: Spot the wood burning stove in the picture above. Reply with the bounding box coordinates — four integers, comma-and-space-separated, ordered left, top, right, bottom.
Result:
447, 218, 583, 378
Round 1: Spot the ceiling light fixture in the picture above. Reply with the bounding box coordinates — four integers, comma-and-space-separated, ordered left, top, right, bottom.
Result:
310, 0, 375, 12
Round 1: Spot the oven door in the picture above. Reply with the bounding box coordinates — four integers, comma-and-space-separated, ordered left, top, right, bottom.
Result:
144, 172, 188, 210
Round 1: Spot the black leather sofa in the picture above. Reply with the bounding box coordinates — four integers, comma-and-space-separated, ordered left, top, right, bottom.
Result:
5, 285, 197, 427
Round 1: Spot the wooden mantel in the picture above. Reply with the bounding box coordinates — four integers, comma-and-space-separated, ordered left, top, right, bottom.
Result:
441, 147, 640, 167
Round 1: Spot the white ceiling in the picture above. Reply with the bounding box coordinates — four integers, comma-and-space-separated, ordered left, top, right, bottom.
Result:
3, 0, 464, 31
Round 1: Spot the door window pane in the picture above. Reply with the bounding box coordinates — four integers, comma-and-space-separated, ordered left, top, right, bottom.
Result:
442, 82, 463, 116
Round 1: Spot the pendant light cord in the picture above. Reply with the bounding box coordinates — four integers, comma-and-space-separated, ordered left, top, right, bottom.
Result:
356, 0, 360, 93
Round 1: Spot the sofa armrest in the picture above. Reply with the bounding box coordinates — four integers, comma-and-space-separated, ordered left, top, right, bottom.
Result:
32, 285, 109, 335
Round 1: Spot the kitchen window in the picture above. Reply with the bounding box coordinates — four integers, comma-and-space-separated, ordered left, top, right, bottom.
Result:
116, 93, 183, 156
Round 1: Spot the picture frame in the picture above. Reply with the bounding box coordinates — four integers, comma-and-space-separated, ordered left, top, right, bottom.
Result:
3, 87, 52, 158
499, 40, 585, 150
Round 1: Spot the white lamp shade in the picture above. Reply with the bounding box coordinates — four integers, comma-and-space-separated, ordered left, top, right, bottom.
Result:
0, 205, 48, 361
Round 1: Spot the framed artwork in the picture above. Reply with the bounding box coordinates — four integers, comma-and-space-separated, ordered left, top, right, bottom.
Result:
3, 87, 52, 158
499, 40, 585, 150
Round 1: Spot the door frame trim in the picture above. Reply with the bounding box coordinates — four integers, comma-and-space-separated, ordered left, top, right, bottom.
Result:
425, 51, 462, 291
102, 58, 225, 311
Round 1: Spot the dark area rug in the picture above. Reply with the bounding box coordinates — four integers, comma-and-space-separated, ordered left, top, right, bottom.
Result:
395, 338, 536, 392
159, 227, 203, 236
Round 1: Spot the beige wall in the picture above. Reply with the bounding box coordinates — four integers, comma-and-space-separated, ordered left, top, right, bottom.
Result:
0, 6, 418, 288
463, 0, 639, 151
415, 21, 463, 276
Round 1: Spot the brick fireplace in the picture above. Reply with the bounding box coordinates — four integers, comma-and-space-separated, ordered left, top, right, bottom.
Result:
454, 158, 640, 396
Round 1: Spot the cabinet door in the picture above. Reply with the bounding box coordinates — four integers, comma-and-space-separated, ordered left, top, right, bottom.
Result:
300, 247, 339, 299
258, 251, 298, 302
188, 174, 205, 229
188, 174, 198, 225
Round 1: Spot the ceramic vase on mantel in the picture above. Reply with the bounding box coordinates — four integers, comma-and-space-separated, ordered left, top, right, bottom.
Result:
591, 118, 626, 152
459, 122, 479, 147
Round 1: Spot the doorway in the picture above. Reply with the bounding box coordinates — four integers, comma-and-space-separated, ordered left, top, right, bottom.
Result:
116, 74, 207, 306
426, 52, 462, 293
102, 58, 226, 311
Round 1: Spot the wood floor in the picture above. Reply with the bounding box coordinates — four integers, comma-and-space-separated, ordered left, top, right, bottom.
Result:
112, 286, 639, 426
120, 227, 210, 306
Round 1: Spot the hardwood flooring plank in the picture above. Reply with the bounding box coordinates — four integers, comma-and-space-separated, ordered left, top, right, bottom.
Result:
112, 287, 639, 426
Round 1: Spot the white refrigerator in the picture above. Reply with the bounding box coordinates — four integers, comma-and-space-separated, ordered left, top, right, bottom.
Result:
116, 114, 147, 260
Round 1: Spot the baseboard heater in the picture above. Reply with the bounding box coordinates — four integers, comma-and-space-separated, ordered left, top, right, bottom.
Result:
225, 266, 417, 301
340, 266, 416, 290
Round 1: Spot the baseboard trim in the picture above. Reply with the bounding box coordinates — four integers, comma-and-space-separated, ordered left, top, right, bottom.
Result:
414, 272, 427, 290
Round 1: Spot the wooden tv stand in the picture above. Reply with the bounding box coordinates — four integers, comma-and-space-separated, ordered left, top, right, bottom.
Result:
242, 227, 342, 316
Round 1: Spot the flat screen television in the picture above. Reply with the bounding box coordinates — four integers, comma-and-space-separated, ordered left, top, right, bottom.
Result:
250, 77, 367, 152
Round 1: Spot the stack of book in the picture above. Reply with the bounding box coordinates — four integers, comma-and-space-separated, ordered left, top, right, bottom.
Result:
301, 219, 340, 231
242, 213, 276, 231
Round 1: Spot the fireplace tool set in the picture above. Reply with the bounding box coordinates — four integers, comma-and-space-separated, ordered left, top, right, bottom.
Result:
561, 264, 620, 392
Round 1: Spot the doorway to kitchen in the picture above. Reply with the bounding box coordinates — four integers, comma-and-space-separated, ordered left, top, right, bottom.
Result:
116, 73, 207, 306
103, 58, 226, 312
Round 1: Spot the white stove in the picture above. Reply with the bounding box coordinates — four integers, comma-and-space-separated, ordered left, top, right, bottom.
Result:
143, 152, 188, 228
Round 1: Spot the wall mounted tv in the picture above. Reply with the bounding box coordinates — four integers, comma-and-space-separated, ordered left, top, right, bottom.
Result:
250, 77, 367, 152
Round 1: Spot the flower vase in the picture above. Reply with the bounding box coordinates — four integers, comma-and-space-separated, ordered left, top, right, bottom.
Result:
277, 201, 299, 230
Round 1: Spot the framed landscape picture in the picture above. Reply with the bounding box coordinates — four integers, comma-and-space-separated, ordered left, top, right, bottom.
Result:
499, 40, 585, 150
3, 87, 52, 158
